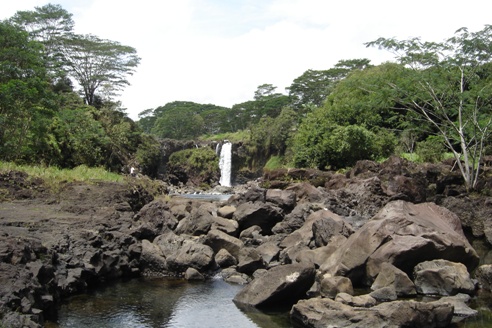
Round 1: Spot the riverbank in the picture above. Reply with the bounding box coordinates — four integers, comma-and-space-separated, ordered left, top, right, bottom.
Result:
1, 157, 491, 327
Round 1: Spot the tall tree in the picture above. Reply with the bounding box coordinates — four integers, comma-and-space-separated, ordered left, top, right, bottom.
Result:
60, 33, 140, 106
366, 25, 492, 191
0, 21, 54, 162
9, 4, 74, 77
287, 59, 372, 111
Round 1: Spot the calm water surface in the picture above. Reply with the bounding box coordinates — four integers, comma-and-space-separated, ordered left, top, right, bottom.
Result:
47, 277, 292, 328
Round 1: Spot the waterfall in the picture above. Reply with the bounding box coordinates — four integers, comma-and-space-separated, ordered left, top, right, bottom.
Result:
219, 141, 232, 187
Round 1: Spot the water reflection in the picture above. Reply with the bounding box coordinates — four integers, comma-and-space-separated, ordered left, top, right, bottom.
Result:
48, 277, 292, 328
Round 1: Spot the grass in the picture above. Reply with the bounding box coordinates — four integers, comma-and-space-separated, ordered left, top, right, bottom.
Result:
0, 162, 124, 184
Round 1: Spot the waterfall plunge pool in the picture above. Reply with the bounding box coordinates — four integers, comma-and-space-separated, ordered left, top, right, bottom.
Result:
46, 277, 293, 328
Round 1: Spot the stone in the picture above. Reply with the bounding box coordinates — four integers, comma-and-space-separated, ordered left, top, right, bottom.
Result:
413, 259, 476, 296
236, 247, 266, 275
233, 263, 316, 309
217, 205, 236, 219
369, 285, 398, 302
319, 275, 354, 299
165, 240, 214, 273
184, 267, 205, 281
291, 298, 453, 328
321, 200, 479, 286
204, 229, 243, 259
265, 189, 297, 210
233, 202, 284, 234
371, 262, 416, 297
335, 292, 377, 308
214, 248, 237, 268
475, 264, 492, 291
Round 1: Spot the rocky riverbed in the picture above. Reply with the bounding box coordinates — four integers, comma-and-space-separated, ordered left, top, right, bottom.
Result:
1, 157, 492, 327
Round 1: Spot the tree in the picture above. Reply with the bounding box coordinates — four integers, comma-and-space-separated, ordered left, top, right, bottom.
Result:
9, 4, 74, 77
366, 25, 492, 191
287, 59, 372, 112
60, 33, 140, 106
0, 21, 55, 162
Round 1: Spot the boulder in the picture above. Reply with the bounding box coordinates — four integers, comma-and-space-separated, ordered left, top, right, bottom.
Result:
413, 259, 476, 296
236, 247, 266, 275
272, 203, 324, 235
285, 183, 325, 203
319, 275, 353, 299
174, 203, 214, 236
475, 264, 492, 291
311, 210, 354, 247
233, 263, 315, 309
369, 285, 398, 302
140, 239, 167, 273
371, 262, 416, 297
204, 229, 243, 259
211, 216, 239, 236
335, 292, 377, 308
214, 248, 237, 268
184, 267, 204, 281
165, 239, 214, 273
433, 293, 478, 322
233, 202, 284, 234
291, 298, 454, 328
255, 242, 280, 264
321, 200, 479, 286
217, 205, 236, 219
265, 189, 296, 210
132, 200, 177, 240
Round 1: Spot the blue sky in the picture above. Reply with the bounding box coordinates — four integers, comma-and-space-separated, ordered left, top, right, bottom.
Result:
1, 0, 491, 120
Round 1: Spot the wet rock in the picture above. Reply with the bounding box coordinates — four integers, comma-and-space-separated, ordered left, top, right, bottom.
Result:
233, 263, 315, 309
433, 293, 478, 322
369, 285, 398, 302
335, 292, 377, 308
414, 259, 476, 296
184, 267, 204, 281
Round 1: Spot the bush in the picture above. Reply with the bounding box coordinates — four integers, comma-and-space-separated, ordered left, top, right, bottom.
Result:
416, 135, 445, 163
168, 147, 219, 186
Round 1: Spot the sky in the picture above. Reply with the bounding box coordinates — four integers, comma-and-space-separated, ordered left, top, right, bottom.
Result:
1, 0, 491, 120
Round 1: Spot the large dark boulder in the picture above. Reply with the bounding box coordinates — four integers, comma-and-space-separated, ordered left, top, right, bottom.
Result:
320, 200, 479, 286
233, 202, 283, 234
233, 263, 315, 309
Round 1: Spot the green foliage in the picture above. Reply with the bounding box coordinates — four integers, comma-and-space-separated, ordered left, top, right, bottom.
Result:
415, 135, 445, 163
292, 105, 394, 169
168, 147, 219, 185
264, 156, 286, 170
135, 134, 161, 178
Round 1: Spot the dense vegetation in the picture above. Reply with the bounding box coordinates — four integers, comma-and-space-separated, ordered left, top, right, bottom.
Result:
2, 3, 491, 191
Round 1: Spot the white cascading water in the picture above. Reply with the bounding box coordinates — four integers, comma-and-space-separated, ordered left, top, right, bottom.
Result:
219, 141, 232, 187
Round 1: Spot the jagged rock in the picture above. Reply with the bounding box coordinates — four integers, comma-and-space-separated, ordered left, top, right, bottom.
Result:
236, 247, 266, 275
321, 200, 479, 286
184, 267, 204, 281
291, 298, 454, 328
211, 216, 239, 236
311, 210, 354, 247
214, 248, 237, 268
217, 205, 236, 219
319, 275, 354, 299
433, 293, 478, 322
272, 203, 324, 234
233, 263, 316, 309
265, 189, 296, 210
174, 203, 214, 236
255, 242, 280, 264
414, 259, 476, 296
233, 201, 283, 234
165, 239, 214, 273
335, 292, 377, 308
285, 182, 325, 203
475, 264, 492, 291
371, 262, 416, 297
132, 200, 177, 240
204, 229, 243, 259
369, 285, 398, 302
140, 239, 167, 273
239, 225, 262, 239
219, 268, 250, 285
